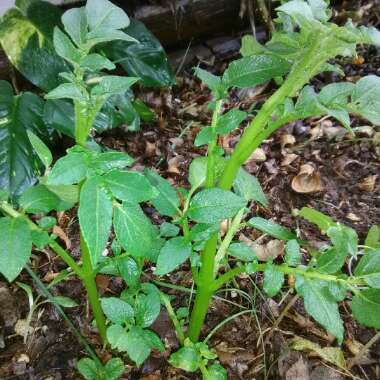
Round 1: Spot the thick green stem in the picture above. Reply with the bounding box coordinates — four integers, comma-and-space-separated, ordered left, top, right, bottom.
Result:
80, 234, 107, 344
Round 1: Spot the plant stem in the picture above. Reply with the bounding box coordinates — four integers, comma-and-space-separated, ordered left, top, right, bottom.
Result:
80, 234, 107, 344
160, 292, 185, 345
206, 99, 223, 188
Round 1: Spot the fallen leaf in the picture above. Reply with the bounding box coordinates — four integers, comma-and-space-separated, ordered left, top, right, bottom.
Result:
239, 235, 284, 261
281, 153, 299, 167
346, 213, 360, 222
286, 357, 310, 380
291, 164, 322, 193
290, 337, 346, 369
248, 148, 267, 162
358, 175, 377, 192
280, 134, 296, 149
311, 366, 343, 380
52, 225, 71, 249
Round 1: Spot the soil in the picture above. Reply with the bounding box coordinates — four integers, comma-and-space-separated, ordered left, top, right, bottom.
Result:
1, 2, 380, 380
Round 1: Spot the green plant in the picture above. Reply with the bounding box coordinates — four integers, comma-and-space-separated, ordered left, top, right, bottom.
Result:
1, 0, 380, 379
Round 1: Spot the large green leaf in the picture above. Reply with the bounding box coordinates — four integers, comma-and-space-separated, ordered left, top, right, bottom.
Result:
188, 188, 246, 224
0, 2, 69, 91
78, 176, 113, 266
0, 81, 50, 198
354, 249, 380, 288
263, 263, 284, 297
155, 237, 192, 275
113, 202, 156, 258
297, 278, 344, 343
247, 217, 296, 240
101, 297, 134, 325
0, 217, 32, 282
102, 18, 175, 87
222, 55, 291, 90
351, 289, 380, 329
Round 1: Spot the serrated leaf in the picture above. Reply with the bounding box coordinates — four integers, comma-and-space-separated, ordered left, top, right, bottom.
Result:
103, 358, 124, 380
91, 76, 139, 97
354, 249, 380, 288
318, 82, 354, 107
20, 184, 72, 213
365, 225, 380, 250
285, 239, 301, 267
101, 297, 134, 325
123, 326, 152, 366
90, 151, 133, 172
77, 358, 98, 380
79, 177, 113, 266
216, 109, 247, 135
107, 324, 129, 351
103, 170, 156, 203
228, 243, 257, 261
222, 55, 291, 89
248, 217, 295, 240
135, 290, 161, 327
263, 264, 284, 297
298, 207, 335, 232
117, 256, 140, 288
0, 217, 32, 282
113, 202, 155, 258
207, 362, 228, 380
300, 279, 344, 343
188, 188, 246, 224
169, 347, 200, 372
233, 168, 268, 205
194, 67, 223, 97
159, 222, 180, 238
328, 224, 358, 257
352, 289, 380, 329
155, 237, 192, 275
144, 169, 180, 216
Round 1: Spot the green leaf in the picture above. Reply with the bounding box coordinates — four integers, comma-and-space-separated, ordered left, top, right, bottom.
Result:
51, 296, 78, 308
135, 290, 161, 327
90, 151, 134, 172
189, 223, 220, 242
169, 347, 200, 372
240, 35, 264, 57
0, 217, 32, 282
352, 289, 380, 329
318, 82, 354, 107
188, 188, 246, 224
86, 0, 130, 32
365, 225, 380, 250
103, 170, 157, 203
53, 27, 83, 65
113, 202, 156, 258
104, 358, 124, 380
77, 358, 98, 380
79, 177, 113, 266
47, 151, 88, 185
228, 242, 257, 261
80, 53, 116, 72
107, 324, 130, 351
222, 55, 291, 89
263, 264, 284, 297
285, 239, 301, 267
299, 279, 344, 344
91, 76, 139, 97
102, 19, 175, 87
38, 216, 57, 229
233, 168, 268, 205
194, 127, 213, 147
0, 83, 50, 198
248, 217, 295, 240
61, 7, 88, 48
85, 28, 137, 51
117, 256, 140, 288
155, 237, 192, 275
144, 169, 180, 216
216, 109, 247, 135
354, 249, 380, 288
207, 363, 228, 380
45, 83, 87, 101
188, 157, 226, 190
0, 3, 69, 91
298, 207, 334, 232
20, 184, 72, 213
351, 75, 380, 125
101, 297, 134, 325
160, 222, 180, 238
142, 329, 165, 352
31, 230, 51, 249
194, 67, 223, 97
44, 99, 75, 138
316, 247, 346, 274
328, 224, 358, 257
27, 130, 52, 169
45, 184, 80, 204
132, 99, 155, 122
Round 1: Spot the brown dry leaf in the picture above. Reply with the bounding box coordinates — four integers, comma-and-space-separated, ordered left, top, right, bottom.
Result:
290, 337, 346, 369
96, 275, 110, 293
52, 225, 71, 249
167, 156, 184, 174
355, 126, 374, 137
247, 147, 267, 162
291, 164, 323, 193
14, 319, 33, 339
145, 141, 157, 157
252, 241, 284, 261
285, 357, 310, 380
42, 271, 60, 283
358, 175, 377, 192
309, 125, 323, 140
346, 212, 360, 222
345, 338, 372, 365
281, 153, 299, 167
280, 134, 296, 149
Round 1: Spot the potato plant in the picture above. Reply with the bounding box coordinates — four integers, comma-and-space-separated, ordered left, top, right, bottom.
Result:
1, 0, 380, 379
